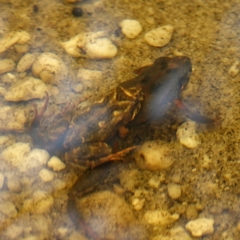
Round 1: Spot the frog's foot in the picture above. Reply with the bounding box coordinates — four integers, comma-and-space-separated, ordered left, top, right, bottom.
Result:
175, 98, 214, 124
31, 91, 49, 128
86, 146, 137, 168
66, 146, 137, 169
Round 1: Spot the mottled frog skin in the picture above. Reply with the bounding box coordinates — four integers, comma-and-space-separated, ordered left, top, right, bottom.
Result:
30, 56, 211, 168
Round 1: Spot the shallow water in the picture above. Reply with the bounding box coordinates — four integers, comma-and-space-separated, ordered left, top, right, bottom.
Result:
0, 0, 240, 239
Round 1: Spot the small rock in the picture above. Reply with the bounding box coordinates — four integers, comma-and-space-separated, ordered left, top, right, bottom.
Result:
32, 52, 68, 84
57, 227, 69, 238
51, 179, 66, 191
177, 121, 200, 148
144, 25, 174, 47
144, 210, 179, 225
134, 140, 175, 171
5, 77, 47, 101
0, 59, 16, 74
168, 183, 182, 200
0, 106, 28, 132
132, 197, 145, 210
185, 218, 214, 237
48, 156, 66, 171
1, 142, 31, 171
74, 83, 83, 93
75, 191, 136, 239
0, 173, 4, 189
17, 53, 38, 72
228, 61, 239, 77
72, 7, 83, 17
32, 190, 54, 214
119, 19, 142, 39
0, 201, 17, 217
14, 43, 29, 53
186, 204, 198, 220
148, 177, 161, 188
0, 31, 31, 53
61, 32, 117, 59
39, 168, 54, 182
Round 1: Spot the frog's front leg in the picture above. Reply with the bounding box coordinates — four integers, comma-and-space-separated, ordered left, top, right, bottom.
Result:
64, 142, 136, 168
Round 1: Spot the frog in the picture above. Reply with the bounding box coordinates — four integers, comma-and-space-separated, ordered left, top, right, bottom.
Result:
30, 56, 212, 169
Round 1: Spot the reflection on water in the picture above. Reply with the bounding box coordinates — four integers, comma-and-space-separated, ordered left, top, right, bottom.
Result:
1, 0, 240, 239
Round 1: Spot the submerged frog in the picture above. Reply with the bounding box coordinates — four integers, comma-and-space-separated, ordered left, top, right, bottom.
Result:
30, 56, 212, 168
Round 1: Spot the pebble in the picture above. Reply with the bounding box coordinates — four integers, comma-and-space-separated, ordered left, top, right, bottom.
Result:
134, 140, 175, 171
185, 218, 214, 237
48, 156, 66, 171
0, 173, 4, 189
132, 197, 145, 210
32, 190, 54, 214
17, 53, 37, 72
82, 37, 117, 59
186, 204, 198, 220
61, 32, 118, 59
144, 210, 179, 225
72, 7, 83, 17
4, 77, 47, 101
0, 59, 16, 74
39, 168, 54, 182
176, 121, 201, 148
0, 107, 28, 132
119, 19, 142, 39
228, 60, 239, 77
0, 31, 31, 53
168, 183, 182, 200
144, 25, 174, 47
0, 201, 17, 217
148, 177, 161, 188
75, 191, 136, 239
32, 52, 68, 83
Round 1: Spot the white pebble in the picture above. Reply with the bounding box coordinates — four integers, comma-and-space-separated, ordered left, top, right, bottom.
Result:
177, 121, 200, 148
61, 31, 117, 59
51, 179, 67, 191
119, 19, 142, 39
83, 37, 117, 59
1, 142, 31, 170
228, 61, 239, 77
132, 197, 145, 210
144, 25, 174, 47
0, 106, 27, 132
144, 210, 179, 225
5, 77, 47, 101
0, 59, 16, 74
48, 156, 66, 171
134, 140, 175, 171
17, 53, 37, 72
0, 31, 30, 53
32, 52, 68, 84
0, 201, 17, 217
148, 177, 161, 188
168, 183, 182, 199
0, 173, 4, 189
39, 168, 54, 182
185, 218, 214, 237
